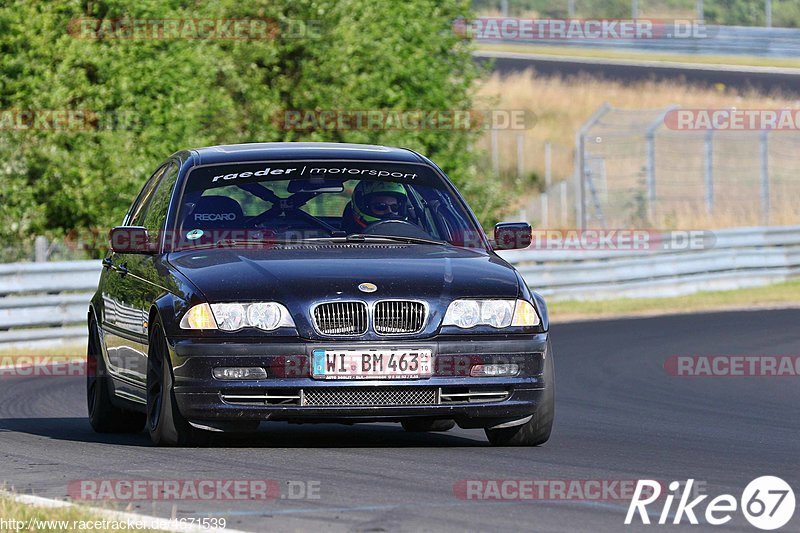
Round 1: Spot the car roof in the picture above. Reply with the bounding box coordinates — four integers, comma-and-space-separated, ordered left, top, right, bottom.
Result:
184, 142, 428, 166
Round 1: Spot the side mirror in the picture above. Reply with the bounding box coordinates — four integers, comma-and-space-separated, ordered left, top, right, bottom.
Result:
493, 222, 532, 250
109, 226, 158, 254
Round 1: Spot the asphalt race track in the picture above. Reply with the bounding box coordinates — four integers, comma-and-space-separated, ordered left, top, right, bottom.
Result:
1, 309, 798, 532
476, 51, 800, 96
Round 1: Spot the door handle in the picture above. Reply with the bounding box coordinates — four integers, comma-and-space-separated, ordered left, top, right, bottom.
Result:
117, 263, 129, 276
102, 257, 113, 269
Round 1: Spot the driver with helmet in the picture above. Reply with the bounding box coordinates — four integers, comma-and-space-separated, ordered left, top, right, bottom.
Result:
341, 181, 409, 234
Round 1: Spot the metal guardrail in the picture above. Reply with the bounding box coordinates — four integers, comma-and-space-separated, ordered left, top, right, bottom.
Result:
0, 261, 99, 348
1, 226, 799, 347
499, 226, 800, 300
487, 25, 800, 58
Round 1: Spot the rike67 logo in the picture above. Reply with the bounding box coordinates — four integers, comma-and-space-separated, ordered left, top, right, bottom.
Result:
626, 477, 795, 530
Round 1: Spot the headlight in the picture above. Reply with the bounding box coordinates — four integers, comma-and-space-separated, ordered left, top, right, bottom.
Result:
510, 300, 539, 327
212, 303, 246, 331
442, 300, 481, 328
246, 302, 284, 330
180, 303, 216, 330
180, 302, 295, 331
481, 300, 514, 328
443, 299, 539, 329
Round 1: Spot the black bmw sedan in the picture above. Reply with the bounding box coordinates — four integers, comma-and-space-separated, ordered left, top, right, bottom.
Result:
88, 142, 554, 446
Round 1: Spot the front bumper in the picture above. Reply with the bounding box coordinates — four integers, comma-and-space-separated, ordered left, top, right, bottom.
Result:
169, 334, 551, 428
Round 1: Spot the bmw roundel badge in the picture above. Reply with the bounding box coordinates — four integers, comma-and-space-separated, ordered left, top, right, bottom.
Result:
358, 282, 378, 293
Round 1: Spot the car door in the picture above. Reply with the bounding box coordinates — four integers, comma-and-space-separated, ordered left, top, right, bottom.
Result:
123, 160, 181, 384
101, 163, 171, 393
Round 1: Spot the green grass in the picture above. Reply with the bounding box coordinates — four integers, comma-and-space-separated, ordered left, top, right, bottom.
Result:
476, 42, 800, 70
550, 279, 800, 321
0, 493, 166, 532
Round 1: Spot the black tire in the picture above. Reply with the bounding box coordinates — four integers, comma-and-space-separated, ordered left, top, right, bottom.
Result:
401, 418, 456, 432
87, 318, 146, 433
146, 317, 204, 446
484, 340, 555, 446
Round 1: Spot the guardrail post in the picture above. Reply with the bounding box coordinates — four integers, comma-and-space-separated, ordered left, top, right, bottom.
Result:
544, 141, 552, 188
575, 131, 585, 229
541, 193, 549, 227
644, 106, 678, 221
34, 236, 49, 262
645, 132, 656, 213
766, 0, 772, 28
760, 130, 770, 225
704, 130, 714, 215
491, 129, 499, 176
575, 103, 611, 230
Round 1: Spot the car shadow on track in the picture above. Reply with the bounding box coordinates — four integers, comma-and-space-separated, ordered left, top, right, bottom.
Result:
0, 417, 490, 448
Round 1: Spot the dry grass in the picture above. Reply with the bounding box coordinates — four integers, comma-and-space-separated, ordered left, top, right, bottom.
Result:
474, 70, 800, 228
550, 279, 800, 322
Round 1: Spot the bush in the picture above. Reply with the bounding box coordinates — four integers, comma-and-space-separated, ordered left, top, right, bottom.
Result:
0, 0, 503, 256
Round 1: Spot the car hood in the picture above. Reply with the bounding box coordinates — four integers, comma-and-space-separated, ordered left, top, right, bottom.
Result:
168, 243, 520, 338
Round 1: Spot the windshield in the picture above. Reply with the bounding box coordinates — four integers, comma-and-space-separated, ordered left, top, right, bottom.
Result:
171, 160, 486, 250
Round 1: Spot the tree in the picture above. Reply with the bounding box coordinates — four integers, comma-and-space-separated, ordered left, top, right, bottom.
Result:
0, 0, 499, 258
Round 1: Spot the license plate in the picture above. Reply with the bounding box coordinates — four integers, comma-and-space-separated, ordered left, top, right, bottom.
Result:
312, 349, 432, 380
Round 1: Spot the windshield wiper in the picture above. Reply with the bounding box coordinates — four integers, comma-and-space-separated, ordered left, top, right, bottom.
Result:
177, 239, 274, 250
181, 238, 324, 250
342, 234, 449, 246
183, 235, 449, 248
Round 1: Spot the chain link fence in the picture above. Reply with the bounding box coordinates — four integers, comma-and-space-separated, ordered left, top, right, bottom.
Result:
575, 104, 800, 229
506, 104, 800, 230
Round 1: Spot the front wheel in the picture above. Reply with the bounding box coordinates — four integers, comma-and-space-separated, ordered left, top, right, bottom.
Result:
146, 318, 204, 446
484, 341, 555, 446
